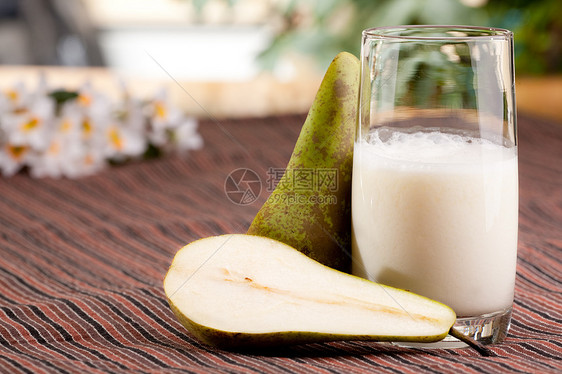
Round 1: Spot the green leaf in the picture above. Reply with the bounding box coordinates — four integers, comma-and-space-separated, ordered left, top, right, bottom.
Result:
49, 90, 79, 105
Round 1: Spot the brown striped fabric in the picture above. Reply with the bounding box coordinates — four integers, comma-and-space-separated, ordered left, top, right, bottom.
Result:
1, 113, 561, 373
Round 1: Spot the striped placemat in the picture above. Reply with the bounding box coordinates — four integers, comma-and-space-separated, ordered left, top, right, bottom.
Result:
0, 114, 560, 373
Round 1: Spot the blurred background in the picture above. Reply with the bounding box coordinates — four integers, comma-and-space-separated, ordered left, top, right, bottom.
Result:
0, 0, 560, 120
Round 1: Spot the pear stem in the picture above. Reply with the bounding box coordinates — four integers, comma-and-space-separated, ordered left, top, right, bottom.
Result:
448, 327, 496, 357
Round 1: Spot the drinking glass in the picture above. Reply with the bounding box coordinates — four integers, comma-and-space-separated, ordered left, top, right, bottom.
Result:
352, 25, 518, 347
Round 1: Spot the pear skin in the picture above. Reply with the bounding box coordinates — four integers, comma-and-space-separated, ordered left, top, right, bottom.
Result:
247, 52, 360, 272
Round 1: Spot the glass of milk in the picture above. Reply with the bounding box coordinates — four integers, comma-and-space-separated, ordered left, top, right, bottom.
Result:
352, 26, 518, 347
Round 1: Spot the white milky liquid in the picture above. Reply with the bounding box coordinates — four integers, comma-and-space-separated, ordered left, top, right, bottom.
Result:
351, 129, 518, 317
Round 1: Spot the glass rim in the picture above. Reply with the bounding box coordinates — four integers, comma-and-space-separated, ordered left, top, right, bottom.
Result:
362, 25, 513, 41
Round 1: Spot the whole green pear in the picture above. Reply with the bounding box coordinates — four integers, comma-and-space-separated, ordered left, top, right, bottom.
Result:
247, 52, 360, 273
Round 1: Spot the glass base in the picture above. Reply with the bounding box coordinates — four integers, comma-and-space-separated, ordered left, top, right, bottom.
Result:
393, 307, 512, 350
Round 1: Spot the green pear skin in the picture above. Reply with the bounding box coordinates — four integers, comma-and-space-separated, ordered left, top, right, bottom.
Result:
247, 52, 360, 273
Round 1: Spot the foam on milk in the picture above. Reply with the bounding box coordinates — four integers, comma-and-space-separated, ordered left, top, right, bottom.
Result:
363, 128, 514, 167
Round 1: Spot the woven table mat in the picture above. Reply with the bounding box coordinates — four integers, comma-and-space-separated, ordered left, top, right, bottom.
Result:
0, 113, 560, 373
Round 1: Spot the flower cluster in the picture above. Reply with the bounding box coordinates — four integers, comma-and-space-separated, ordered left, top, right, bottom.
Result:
0, 76, 203, 178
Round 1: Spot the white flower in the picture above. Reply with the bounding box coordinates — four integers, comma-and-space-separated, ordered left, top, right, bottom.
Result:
26, 104, 83, 178
56, 100, 83, 139
146, 89, 184, 147
116, 79, 146, 131
174, 117, 203, 152
74, 82, 113, 142
1, 81, 27, 111
109, 84, 147, 159
65, 149, 107, 179
0, 76, 204, 179
149, 89, 184, 127
103, 123, 146, 160
29, 135, 106, 178
28, 136, 72, 178
2, 95, 54, 150
0, 144, 29, 176
121, 96, 145, 134
76, 81, 111, 117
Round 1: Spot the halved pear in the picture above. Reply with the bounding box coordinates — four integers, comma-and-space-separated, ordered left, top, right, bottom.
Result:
164, 234, 456, 350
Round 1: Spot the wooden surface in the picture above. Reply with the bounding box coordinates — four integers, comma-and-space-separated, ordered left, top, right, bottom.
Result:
0, 113, 560, 373
1, 66, 560, 122
0, 65, 322, 119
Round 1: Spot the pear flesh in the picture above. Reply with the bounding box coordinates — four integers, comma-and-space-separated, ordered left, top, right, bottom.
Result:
247, 52, 360, 273
164, 234, 456, 350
